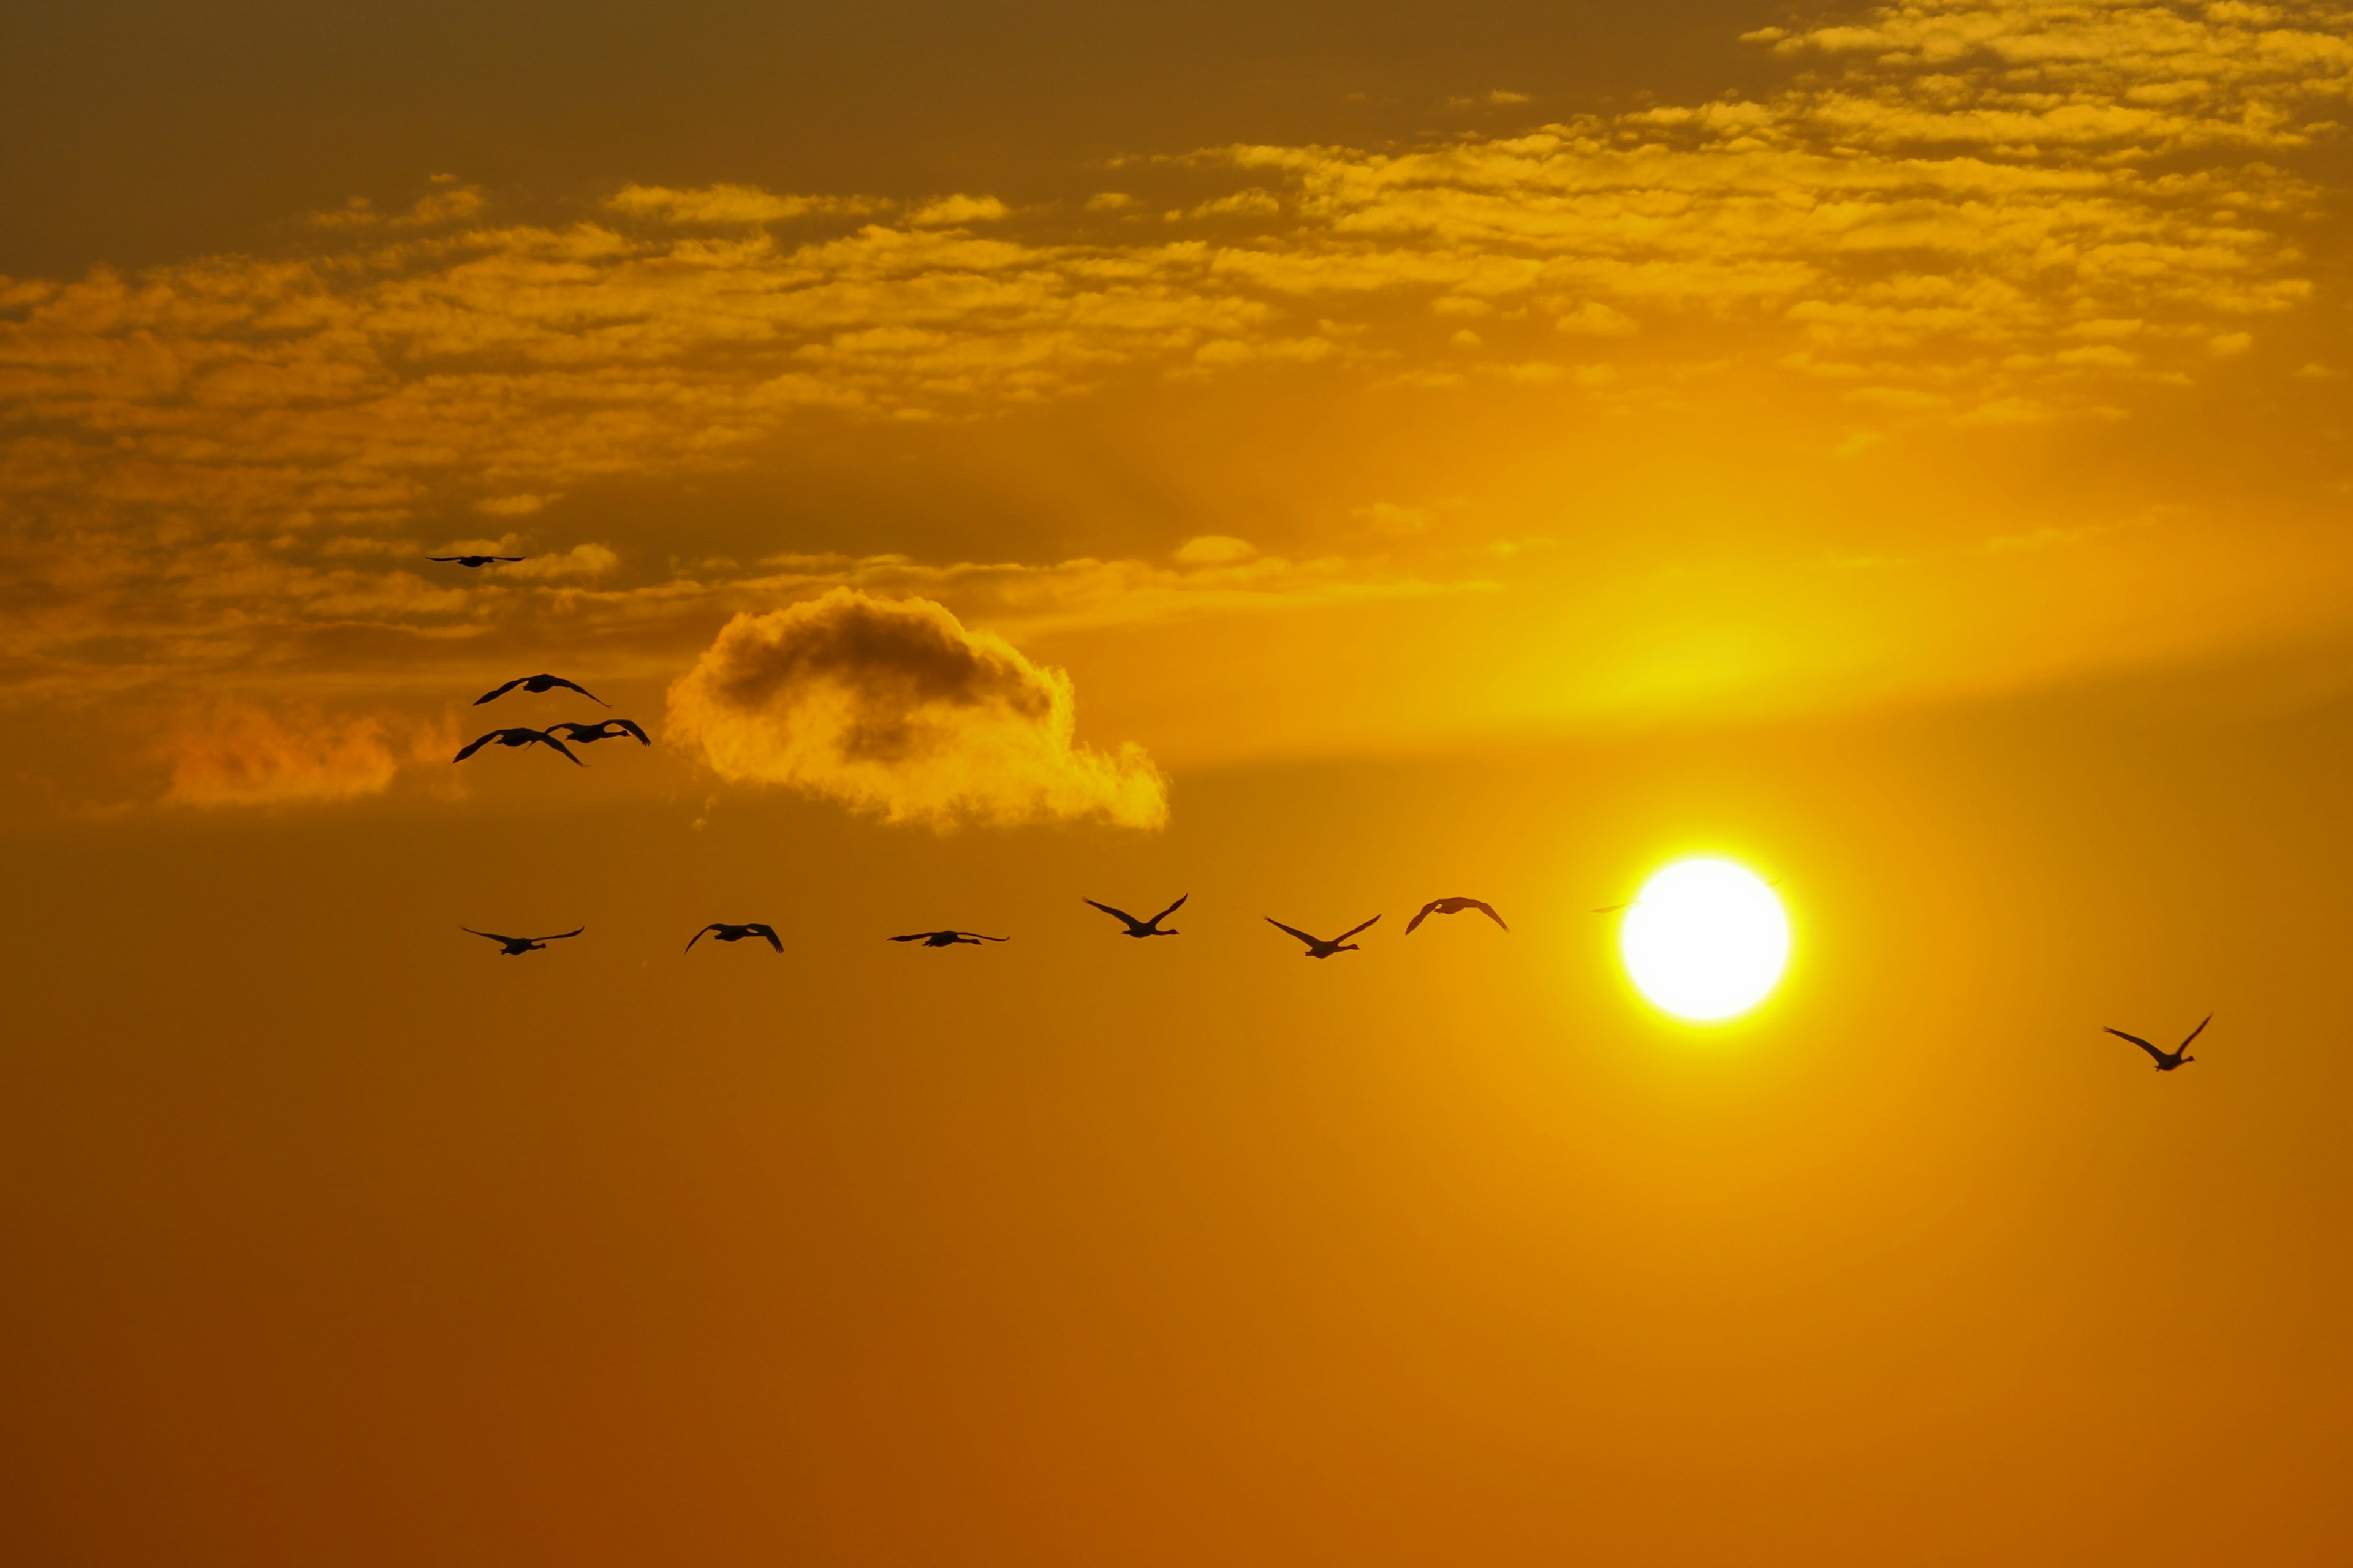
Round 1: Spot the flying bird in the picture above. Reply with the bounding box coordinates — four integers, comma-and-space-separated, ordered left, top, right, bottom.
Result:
545, 719, 650, 747
428, 555, 524, 568
453, 727, 583, 765
890, 931, 1010, 947
1405, 896, 1507, 934
1265, 915, 1379, 958
1084, 895, 1186, 937
463, 926, 583, 955
474, 673, 610, 706
686, 922, 782, 953
2104, 1016, 2210, 1072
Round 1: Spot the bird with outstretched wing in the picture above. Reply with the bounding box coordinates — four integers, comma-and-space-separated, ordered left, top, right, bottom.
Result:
1084, 895, 1186, 937
1404, 896, 1508, 934
474, 673, 611, 706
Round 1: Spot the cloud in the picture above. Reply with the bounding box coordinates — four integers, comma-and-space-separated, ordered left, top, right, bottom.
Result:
665, 589, 1167, 828
506, 543, 620, 579
604, 184, 886, 224
161, 702, 449, 808
1173, 535, 1257, 564
908, 194, 1012, 226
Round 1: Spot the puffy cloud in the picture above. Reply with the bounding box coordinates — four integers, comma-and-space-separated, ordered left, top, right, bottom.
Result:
161, 703, 450, 808
908, 194, 1012, 226
665, 589, 1167, 828
604, 184, 887, 224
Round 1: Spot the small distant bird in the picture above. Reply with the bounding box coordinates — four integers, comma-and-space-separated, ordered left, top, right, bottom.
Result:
1405, 896, 1507, 934
890, 930, 1009, 947
428, 555, 525, 568
2104, 1016, 2210, 1072
686, 922, 782, 953
474, 673, 610, 706
546, 719, 650, 747
463, 926, 583, 955
1266, 915, 1379, 958
1591, 901, 1634, 914
453, 727, 583, 765
1084, 894, 1186, 937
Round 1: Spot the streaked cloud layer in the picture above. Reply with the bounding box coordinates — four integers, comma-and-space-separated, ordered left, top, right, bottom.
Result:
7, 0, 2353, 808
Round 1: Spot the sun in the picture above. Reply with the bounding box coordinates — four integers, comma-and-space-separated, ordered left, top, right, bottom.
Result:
1618, 858, 1790, 1022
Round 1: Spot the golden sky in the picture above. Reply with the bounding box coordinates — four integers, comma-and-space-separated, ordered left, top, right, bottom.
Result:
7, 2, 2353, 1562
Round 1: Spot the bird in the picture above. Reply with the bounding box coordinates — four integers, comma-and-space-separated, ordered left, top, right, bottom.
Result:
452, 727, 583, 765
463, 926, 583, 955
890, 931, 1009, 947
545, 719, 650, 747
1265, 915, 1379, 958
686, 922, 782, 953
1084, 895, 1186, 937
1405, 896, 1507, 934
1591, 901, 1634, 914
2104, 1016, 2210, 1072
474, 673, 610, 707
428, 555, 525, 568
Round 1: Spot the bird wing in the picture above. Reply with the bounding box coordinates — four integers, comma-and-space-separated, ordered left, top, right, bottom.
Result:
548, 676, 610, 706
461, 927, 514, 944
539, 929, 585, 941
1405, 900, 1438, 934
1266, 918, 1320, 948
613, 719, 649, 744
748, 925, 782, 951
1084, 898, 1141, 925
960, 933, 1010, 941
2104, 1028, 2166, 1062
428, 556, 464, 562
686, 925, 719, 952
453, 732, 499, 762
534, 731, 585, 765
1336, 914, 1381, 943
472, 677, 526, 706
1471, 900, 1509, 931
1148, 894, 1188, 926
2180, 1014, 2213, 1050
890, 933, 934, 942
491, 556, 523, 562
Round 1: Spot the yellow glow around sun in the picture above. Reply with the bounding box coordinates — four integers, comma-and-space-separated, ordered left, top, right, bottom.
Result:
1620, 858, 1790, 1021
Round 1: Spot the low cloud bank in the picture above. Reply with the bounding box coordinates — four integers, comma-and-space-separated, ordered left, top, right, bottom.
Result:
667, 589, 1166, 829
162, 703, 450, 808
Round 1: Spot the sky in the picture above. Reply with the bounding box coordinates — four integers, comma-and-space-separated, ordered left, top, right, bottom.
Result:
7, 1, 2353, 1562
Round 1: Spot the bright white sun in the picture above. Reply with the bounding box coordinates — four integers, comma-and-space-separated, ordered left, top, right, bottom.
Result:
1619, 858, 1789, 1021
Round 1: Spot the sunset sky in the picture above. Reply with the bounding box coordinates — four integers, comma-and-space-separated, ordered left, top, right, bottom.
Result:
9, 2, 2353, 1562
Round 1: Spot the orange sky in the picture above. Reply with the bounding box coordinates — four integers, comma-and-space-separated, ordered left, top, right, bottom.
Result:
7, 2, 2353, 1564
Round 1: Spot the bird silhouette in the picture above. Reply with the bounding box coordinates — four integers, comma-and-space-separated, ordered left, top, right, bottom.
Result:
463, 926, 583, 955
890, 931, 1009, 947
474, 673, 610, 706
453, 727, 583, 765
2104, 1016, 2210, 1072
1084, 895, 1186, 937
428, 555, 525, 568
1591, 901, 1634, 914
546, 719, 650, 747
1266, 915, 1379, 958
1405, 896, 1507, 934
686, 922, 782, 953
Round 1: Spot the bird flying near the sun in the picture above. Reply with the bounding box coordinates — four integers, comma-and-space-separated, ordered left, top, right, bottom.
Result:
546, 719, 650, 748
2104, 1016, 2210, 1072
1404, 896, 1507, 934
686, 922, 782, 953
463, 926, 583, 955
1265, 915, 1379, 958
474, 673, 610, 706
891, 930, 1010, 947
428, 554, 525, 568
453, 727, 584, 765
1083, 895, 1186, 937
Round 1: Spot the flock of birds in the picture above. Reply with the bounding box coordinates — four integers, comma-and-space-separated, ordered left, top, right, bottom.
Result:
429, 556, 2210, 1075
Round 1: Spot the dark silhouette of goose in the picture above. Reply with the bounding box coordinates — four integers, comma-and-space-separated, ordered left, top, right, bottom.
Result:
474, 673, 610, 706
2104, 1016, 2209, 1072
428, 554, 524, 568
1406, 896, 1507, 934
687, 922, 782, 953
891, 930, 1009, 947
453, 727, 583, 765
463, 926, 582, 955
546, 719, 650, 746
1266, 915, 1378, 958
1085, 895, 1186, 937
